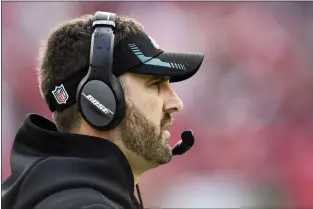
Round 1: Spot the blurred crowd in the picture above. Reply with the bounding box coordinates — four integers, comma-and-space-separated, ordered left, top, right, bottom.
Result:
2, 2, 313, 208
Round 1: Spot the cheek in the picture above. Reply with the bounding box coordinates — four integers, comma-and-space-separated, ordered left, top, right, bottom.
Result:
144, 98, 162, 124
130, 90, 163, 125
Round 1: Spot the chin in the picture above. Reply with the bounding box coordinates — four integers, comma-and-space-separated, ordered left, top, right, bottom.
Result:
155, 144, 173, 166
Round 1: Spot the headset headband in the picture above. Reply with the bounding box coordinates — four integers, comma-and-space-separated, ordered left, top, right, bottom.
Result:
88, 12, 116, 85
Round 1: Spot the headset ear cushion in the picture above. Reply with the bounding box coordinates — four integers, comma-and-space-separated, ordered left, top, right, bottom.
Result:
108, 75, 126, 128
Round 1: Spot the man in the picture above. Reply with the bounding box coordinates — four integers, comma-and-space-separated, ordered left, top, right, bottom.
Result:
2, 12, 203, 209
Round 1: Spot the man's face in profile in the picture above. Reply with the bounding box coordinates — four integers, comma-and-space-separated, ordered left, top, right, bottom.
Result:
118, 73, 184, 166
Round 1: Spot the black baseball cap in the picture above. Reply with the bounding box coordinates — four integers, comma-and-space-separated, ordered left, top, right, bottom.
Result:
45, 30, 204, 112
113, 31, 204, 82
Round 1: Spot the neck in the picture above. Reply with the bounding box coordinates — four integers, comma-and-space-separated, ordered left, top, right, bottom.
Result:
114, 140, 154, 186
132, 169, 141, 186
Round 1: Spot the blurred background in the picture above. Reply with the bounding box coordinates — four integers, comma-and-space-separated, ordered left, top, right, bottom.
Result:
2, 2, 313, 208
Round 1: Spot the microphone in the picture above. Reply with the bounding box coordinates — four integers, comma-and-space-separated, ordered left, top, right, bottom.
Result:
172, 130, 195, 156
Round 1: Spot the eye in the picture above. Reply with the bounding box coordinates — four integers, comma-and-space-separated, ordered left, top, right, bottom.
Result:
149, 77, 170, 92
153, 80, 162, 87
153, 80, 163, 86
151, 80, 163, 92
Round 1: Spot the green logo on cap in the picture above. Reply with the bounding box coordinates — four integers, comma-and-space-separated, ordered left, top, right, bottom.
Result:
128, 44, 186, 70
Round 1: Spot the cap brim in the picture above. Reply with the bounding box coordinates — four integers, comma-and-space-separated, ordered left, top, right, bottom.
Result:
129, 51, 204, 82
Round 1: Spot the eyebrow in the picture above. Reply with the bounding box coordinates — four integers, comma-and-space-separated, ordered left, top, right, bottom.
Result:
149, 75, 170, 82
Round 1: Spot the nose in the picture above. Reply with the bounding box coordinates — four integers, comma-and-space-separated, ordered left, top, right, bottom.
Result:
163, 89, 184, 114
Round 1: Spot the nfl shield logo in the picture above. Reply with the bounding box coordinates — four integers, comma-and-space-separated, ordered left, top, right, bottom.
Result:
52, 84, 69, 104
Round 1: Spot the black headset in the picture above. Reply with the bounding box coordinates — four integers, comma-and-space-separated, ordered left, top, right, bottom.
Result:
76, 11, 126, 131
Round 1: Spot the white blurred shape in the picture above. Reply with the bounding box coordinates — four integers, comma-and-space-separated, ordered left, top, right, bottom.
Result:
158, 174, 259, 208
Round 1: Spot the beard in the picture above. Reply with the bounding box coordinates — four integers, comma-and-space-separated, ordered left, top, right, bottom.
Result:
119, 99, 173, 166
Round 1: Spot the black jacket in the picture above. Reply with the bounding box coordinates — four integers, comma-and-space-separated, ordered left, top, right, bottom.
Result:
2, 114, 142, 209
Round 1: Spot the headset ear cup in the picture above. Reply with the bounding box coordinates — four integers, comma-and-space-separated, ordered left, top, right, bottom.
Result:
78, 79, 117, 130
76, 73, 125, 130
108, 75, 126, 128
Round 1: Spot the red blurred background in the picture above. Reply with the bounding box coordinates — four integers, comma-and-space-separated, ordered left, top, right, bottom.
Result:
2, 2, 313, 208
